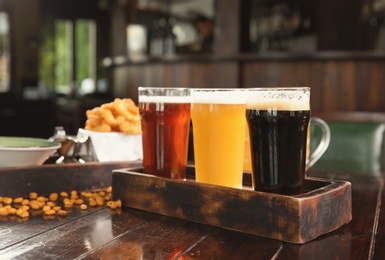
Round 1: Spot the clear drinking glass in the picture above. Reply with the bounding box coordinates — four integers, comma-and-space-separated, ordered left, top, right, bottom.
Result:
138, 87, 190, 179
246, 87, 311, 195
190, 88, 247, 188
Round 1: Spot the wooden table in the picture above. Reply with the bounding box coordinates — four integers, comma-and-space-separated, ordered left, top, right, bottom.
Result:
0, 163, 384, 259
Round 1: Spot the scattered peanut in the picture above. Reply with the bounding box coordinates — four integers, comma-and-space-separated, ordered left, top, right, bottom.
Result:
13, 197, 23, 204
37, 196, 47, 202
74, 199, 84, 205
3, 197, 12, 205
0, 207, 8, 216
46, 201, 56, 207
19, 211, 29, 218
106, 201, 117, 209
96, 199, 105, 206
30, 203, 40, 210
60, 192, 68, 198
29, 192, 38, 200
107, 199, 122, 209
15, 208, 24, 217
63, 200, 74, 208
71, 194, 78, 200
7, 207, 16, 215
89, 200, 97, 207
81, 192, 93, 198
0, 186, 117, 221
58, 210, 67, 217
20, 205, 30, 211
44, 209, 56, 216
42, 205, 51, 212
49, 193, 59, 201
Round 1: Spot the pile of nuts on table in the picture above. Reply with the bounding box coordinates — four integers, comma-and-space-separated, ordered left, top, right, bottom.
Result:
0, 186, 122, 220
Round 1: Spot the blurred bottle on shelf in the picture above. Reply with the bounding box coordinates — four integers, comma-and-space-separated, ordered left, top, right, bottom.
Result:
150, 18, 165, 57
164, 17, 176, 56
150, 17, 176, 57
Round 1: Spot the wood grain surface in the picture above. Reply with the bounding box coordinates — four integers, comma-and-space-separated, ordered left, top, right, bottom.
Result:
112, 167, 352, 244
0, 162, 383, 259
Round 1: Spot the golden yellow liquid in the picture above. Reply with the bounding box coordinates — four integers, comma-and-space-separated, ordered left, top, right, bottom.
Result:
191, 103, 246, 188
243, 127, 252, 172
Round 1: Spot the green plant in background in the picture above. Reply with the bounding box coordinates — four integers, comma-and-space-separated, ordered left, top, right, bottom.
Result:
55, 20, 71, 88
39, 19, 96, 92
76, 19, 94, 88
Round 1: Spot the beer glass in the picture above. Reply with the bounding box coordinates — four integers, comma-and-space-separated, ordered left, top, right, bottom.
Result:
191, 88, 247, 188
244, 118, 329, 176
138, 87, 190, 179
246, 87, 312, 195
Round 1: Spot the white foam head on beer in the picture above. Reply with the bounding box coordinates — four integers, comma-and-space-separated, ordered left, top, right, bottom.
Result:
247, 88, 310, 110
139, 95, 190, 103
191, 89, 247, 104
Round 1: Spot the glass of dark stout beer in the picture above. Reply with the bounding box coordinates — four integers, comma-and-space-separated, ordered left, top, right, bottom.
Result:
246, 87, 321, 195
138, 87, 190, 179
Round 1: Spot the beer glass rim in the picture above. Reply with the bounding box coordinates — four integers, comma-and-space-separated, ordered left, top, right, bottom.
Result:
190, 88, 246, 92
138, 87, 190, 103
247, 87, 310, 92
190, 88, 247, 104
138, 86, 190, 91
246, 87, 310, 110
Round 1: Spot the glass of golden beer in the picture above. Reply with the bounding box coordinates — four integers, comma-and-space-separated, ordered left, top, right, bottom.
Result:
190, 88, 247, 188
138, 87, 190, 179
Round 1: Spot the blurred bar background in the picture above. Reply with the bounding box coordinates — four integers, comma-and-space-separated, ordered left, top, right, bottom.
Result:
1, 0, 385, 137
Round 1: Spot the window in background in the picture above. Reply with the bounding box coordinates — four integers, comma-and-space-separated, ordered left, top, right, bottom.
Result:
39, 19, 96, 95
76, 20, 96, 95
55, 20, 72, 94
0, 12, 10, 93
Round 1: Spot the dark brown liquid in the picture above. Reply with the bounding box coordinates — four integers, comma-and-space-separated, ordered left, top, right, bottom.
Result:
140, 102, 190, 179
246, 109, 310, 195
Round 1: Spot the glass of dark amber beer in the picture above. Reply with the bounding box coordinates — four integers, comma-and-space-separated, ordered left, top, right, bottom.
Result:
246, 87, 311, 195
138, 87, 190, 179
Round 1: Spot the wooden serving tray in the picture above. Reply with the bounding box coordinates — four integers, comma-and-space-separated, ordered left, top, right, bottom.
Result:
112, 166, 352, 244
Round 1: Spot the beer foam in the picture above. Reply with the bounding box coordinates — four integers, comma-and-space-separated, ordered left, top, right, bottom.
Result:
139, 95, 190, 103
247, 88, 310, 110
191, 89, 247, 104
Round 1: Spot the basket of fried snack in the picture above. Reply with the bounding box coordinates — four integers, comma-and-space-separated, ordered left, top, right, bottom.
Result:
78, 98, 143, 162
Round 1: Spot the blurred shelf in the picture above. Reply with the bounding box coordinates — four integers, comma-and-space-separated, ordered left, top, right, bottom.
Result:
103, 50, 385, 68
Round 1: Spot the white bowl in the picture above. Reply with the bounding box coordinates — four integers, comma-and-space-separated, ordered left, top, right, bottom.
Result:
0, 137, 61, 167
78, 129, 142, 162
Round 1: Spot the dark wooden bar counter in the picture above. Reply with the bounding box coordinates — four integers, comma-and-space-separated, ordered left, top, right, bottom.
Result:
0, 161, 383, 259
